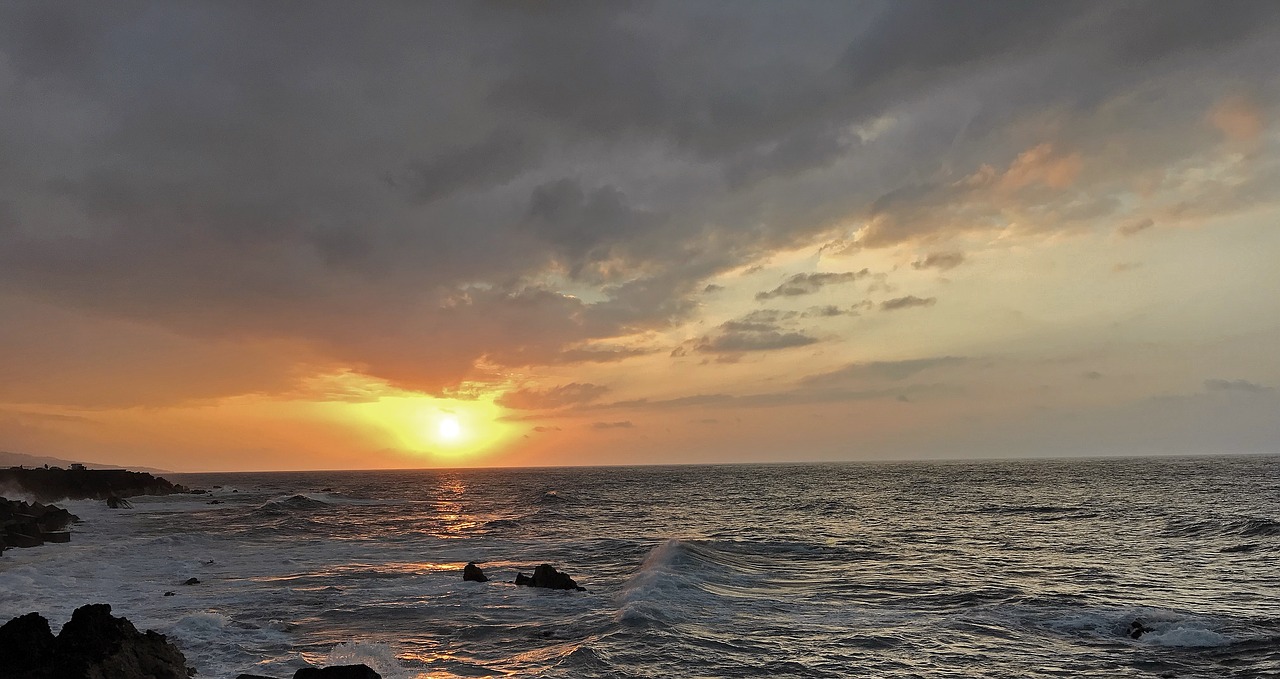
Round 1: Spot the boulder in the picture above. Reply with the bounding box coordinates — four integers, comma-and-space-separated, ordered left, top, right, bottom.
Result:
1128, 619, 1151, 639
293, 664, 382, 679
462, 562, 488, 582
0, 604, 193, 679
183, 577, 200, 585
513, 564, 585, 591
0, 612, 57, 676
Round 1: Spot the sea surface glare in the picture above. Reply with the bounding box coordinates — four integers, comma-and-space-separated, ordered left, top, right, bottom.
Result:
1, 456, 1278, 678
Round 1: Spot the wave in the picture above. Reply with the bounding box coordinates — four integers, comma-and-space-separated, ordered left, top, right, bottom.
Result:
255, 494, 329, 513
1165, 516, 1280, 539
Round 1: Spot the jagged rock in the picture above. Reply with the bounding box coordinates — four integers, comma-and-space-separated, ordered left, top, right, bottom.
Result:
463, 562, 488, 582
163, 591, 176, 596
106, 495, 134, 509
0, 466, 186, 503
0, 612, 56, 676
513, 564, 586, 591
0, 604, 193, 679
40, 531, 71, 543
0, 497, 80, 552
182, 577, 200, 585
293, 664, 382, 679
1128, 620, 1151, 639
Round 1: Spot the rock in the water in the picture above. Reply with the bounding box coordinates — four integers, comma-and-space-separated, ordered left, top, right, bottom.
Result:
106, 495, 133, 509
1128, 620, 1151, 639
513, 564, 585, 591
463, 562, 488, 582
293, 664, 382, 679
0, 604, 193, 679
163, 591, 176, 596
182, 577, 200, 585
1, 497, 80, 551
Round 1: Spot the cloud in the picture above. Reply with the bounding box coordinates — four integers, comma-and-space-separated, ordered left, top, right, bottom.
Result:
1209, 94, 1265, 143
1118, 217, 1155, 236
755, 270, 867, 300
0, 1, 1278, 409
804, 357, 967, 385
880, 296, 937, 311
997, 143, 1083, 191
496, 383, 610, 410
911, 252, 966, 271
1204, 378, 1271, 393
591, 420, 634, 430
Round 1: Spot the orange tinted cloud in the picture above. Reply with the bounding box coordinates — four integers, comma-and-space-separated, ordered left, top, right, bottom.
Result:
998, 143, 1083, 191
1209, 94, 1264, 143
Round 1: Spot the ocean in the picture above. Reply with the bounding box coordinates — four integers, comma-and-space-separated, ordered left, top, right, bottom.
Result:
1, 456, 1277, 678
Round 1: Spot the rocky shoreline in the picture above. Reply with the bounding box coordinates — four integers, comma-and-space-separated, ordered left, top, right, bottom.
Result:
0, 465, 196, 555
0, 466, 191, 503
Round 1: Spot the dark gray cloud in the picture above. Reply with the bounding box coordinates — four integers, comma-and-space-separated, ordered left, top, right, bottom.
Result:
880, 296, 937, 311
756, 271, 868, 300
0, 1, 1276, 405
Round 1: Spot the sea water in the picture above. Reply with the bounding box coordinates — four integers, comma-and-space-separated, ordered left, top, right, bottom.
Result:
1, 456, 1277, 678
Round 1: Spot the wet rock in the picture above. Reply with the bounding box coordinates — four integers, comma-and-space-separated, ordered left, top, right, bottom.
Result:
293, 664, 382, 679
0, 604, 193, 679
1128, 619, 1151, 639
513, 564, 586, 591
209, 500, 223, 504
463, 562, 488, 582
106, 495, 133, 509
236, 675, 280, 679
1, 497, 80, 552
182, 577, 200, 585
163, 591, 176, 596
0, 466, 185, 503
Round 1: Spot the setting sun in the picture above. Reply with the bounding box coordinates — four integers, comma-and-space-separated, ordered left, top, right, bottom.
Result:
438, 416, 462, 442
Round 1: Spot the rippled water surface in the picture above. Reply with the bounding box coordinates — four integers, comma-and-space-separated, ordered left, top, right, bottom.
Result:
2, 456, 1278, 678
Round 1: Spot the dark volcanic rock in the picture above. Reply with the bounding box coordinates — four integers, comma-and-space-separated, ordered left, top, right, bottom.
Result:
0, 466, 186, 503
294, 664, 382, 679
1128, 619, 1151, 639
0, 604, 193, 679
0, 612, 56, 676
1, 497, 80, 552
106, 495, 134, 509
182, 577, 200, 585
463, 562, 488, 582
513, 564, 586, 591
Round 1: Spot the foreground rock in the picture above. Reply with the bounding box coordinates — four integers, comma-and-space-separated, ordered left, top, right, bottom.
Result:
1, 497, 81, 553
236, 664, 382, 679
0, 603, 193, 678
0, 466, 189, 503
462, 562, 488, 582
513, 564, 586, 591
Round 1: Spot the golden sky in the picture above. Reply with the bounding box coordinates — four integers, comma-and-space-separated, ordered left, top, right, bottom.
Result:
1, 3, 1278, 470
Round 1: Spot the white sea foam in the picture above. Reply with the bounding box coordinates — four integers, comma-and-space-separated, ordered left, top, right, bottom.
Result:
1141, 625, 1235, 648
324, 641, 410, 679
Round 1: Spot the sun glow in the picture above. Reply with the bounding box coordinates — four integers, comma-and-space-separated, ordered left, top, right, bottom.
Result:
437, 416, 462, 441
318, 381, 517, 463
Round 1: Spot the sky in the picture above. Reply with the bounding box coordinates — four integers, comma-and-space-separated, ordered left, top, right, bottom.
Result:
1, 1, 1279, 471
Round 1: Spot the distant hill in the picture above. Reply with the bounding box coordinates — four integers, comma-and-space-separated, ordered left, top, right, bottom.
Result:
0, 450, 172, 475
